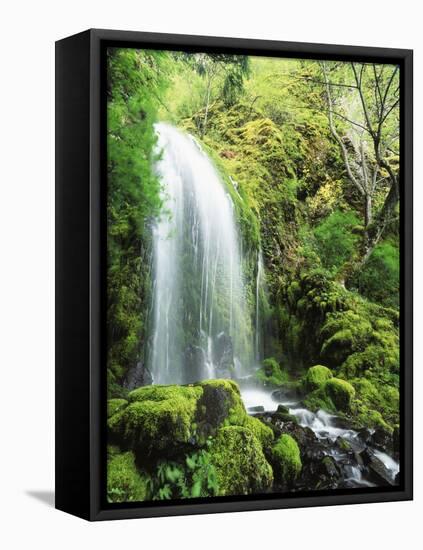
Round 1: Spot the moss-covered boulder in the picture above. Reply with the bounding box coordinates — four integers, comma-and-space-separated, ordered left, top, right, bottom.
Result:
108, 385, 203, 454
325, 378, 355, 412
108, 379, 274, 457
304, 365, 333, 391
209, 426, 273, 496
107, 398, 128, 418
303, 387, 336, 413
107, 448, 149, 503
255, 357, 288, 387
271, 434, 302, 484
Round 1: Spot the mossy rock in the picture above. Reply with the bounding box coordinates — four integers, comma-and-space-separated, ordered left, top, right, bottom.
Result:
244, 415, 274, 449
107, 398, 128, 418
271, 434, 302, 484
197, 379, 243, 424
324, 378, 355, 412
255, 357, 288, 387
303, 387, 336, 413
107, 449, 149, 503
209, 426, 273, 496
108, 384, 203, 455
107, 379, 273, 457
304, 365, 333, 391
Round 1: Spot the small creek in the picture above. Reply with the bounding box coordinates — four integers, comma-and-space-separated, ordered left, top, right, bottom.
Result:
240, 386, 399, 488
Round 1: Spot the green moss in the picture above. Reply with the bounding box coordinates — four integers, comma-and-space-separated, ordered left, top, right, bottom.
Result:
355, 407, 392, 432
209, 426, 273, 496
304, 365, 333, 391
107, 450, 149, 503
109, 384, 203, 454
350, 378, 398, 430
271, 434, 302, 483
337, 438, 351, 451
244, 416, 274, 449
107, 398, 128, 418
196, 379, 246, 427
324, 378, 355, 412
108, 380, 268, 456
128, 384, 203, 404
255, 357, 288, 387
303, 387, 336, 413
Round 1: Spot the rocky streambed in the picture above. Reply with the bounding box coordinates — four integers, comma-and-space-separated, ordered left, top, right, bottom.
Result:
241, 386, 400, 491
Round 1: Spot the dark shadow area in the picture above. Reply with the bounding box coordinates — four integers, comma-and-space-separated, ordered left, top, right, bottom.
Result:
26, 490, 55, 508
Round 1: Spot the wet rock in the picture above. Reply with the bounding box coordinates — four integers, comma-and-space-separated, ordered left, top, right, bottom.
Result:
335, 436, 352, 452
354, 450, 364, 467
272, 387, 300, 402
124, 361, 152, 390
360, 448, 394, 486
213, 332, 234, 378
184, 344, 207, 383
357, 428, 373, 446
321, 455, 341, 480
277, 404, 290, 414
248, 405, 265, 413
371, 428, 393, 453
393, 425, 400, 458
330, 416, 354, 430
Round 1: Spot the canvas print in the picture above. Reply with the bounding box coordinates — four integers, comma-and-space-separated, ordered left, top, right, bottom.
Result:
106, 47, 400, 504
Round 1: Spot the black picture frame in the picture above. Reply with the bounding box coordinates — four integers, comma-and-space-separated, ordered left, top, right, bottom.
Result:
55, 28, 413, 521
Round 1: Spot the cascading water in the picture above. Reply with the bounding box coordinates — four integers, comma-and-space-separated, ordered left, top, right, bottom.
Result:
255, 249, 264, 361
149, 123, 253, 385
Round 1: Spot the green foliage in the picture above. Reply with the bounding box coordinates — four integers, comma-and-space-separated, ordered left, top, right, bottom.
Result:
351, 378, 398, 430
304, 365, 333, 391
147, 448, 219, 500
255, 357, 288, 387
107, 450, 149, 503
209, 426, 273, 496
352, 241, 399, 308
105, 51, 400, 498
107, 47, 171, 391
314, 210, 361, 273
271, 434, 302, 484
324, 378, 355, 412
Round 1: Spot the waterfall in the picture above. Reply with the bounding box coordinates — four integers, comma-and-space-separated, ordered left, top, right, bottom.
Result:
149, 123, 253, 385
255, 249, 264, 362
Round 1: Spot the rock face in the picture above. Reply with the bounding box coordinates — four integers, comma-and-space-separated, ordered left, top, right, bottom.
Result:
184, 344, 207, 383
124, 361, 152, 390
213, 333, 234, 378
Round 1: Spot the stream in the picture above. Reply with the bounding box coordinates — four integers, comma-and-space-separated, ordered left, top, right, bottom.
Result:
241, 385, 400, 489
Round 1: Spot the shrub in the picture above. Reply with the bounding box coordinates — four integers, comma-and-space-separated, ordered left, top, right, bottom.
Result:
314, 210, 360, 272
352, 241, 399, 308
